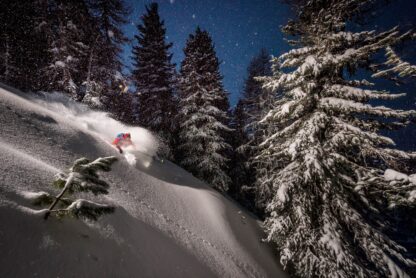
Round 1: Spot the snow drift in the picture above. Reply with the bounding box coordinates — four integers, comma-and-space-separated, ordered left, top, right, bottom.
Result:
0, 83, 287, 278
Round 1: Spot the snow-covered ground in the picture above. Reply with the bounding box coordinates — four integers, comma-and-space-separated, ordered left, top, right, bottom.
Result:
0, 83, 287, 277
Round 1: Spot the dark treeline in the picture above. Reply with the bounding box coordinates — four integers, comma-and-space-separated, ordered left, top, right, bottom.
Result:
0, 0, 131, 118
0, 0, 254, 199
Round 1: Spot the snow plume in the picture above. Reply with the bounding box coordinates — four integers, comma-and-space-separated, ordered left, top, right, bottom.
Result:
123, 151, 137, 166
30, 92, 159, 165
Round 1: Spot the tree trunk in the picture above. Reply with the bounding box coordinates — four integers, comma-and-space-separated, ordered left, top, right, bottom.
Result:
44, 173, 74, 220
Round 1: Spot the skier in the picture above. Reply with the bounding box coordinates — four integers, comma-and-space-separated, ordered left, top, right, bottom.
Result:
112, 132, 134, 154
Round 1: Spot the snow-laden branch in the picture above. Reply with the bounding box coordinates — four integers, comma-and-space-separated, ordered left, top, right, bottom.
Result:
373, 46, 416, 78
319, 97, 416, 119
26, 156, 118, 221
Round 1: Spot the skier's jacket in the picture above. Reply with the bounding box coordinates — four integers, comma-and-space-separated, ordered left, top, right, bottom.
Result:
112, 133, 132, 147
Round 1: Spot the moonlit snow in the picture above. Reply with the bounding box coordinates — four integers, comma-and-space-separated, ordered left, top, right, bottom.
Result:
0, 83, 287, 277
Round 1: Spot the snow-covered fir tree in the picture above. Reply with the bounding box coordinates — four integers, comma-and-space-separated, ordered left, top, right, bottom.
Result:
177, 27, 232, 192
0, 0, 133, 122
85, 0, 129, 108
240, 49, 273, 134
131, 2, 176, 142
229, 50, 273, 209
106, 77, 135, 124
228, 100, 254, 207
255, 0, 416, 277
46, 2, 88, 97
26, 156, 118, 220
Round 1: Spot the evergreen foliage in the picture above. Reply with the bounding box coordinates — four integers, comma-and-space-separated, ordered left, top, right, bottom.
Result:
373, 46, 416, 78
131, 2, 176, 141
228, 100, 254, 207
256, 0, 416, 277
30, 156, 118, 221
177, 27, 231, 191
83, 0, 130, 110
108, 89, 135, 124
0, 0, 131, 116
229, 50, 273, 210
45, 1, 88, 97
240, 49, 273, 134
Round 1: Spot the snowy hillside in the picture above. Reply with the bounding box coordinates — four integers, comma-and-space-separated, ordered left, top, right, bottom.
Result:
0, 83, 287, 278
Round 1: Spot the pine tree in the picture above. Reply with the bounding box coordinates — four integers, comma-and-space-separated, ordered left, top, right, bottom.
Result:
45, 1, 89, 97
240, 49, 273, 134
25, 156, 118, 221
256, 0, 416, 277
229, 50, 274, 209
85, 0, 129, 108
177, 27, 232, 192
131, 2, 176, 142
107, 78, 135, 124
0, 0, 100, 95
228, 100, 254, 207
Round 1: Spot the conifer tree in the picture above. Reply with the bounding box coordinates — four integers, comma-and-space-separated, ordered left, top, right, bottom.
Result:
177, 27, 231, 191
256, 0, 416, 277
240, 49, 272, 134
228, 100, 253, 207
26, 156, 118, 221
107, 78, 135, 124
85, 0, 129, 107
229, 50, 273, 210
131, 2, 176, 142
45, 1, 88, 97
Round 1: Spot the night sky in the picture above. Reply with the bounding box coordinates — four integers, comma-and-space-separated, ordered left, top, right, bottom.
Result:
121, 0, 416, 149
122, 0, 292, 107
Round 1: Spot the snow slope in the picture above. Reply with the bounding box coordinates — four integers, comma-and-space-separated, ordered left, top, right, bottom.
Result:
0, 83, 287, 278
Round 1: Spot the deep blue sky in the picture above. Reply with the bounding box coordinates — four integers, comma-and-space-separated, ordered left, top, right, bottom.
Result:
121, 0, 416, 150
360, 0, 416, 151
121, 0, 292, 107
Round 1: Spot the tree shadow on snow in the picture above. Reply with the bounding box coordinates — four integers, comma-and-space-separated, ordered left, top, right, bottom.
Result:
0, 199, 216, 278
